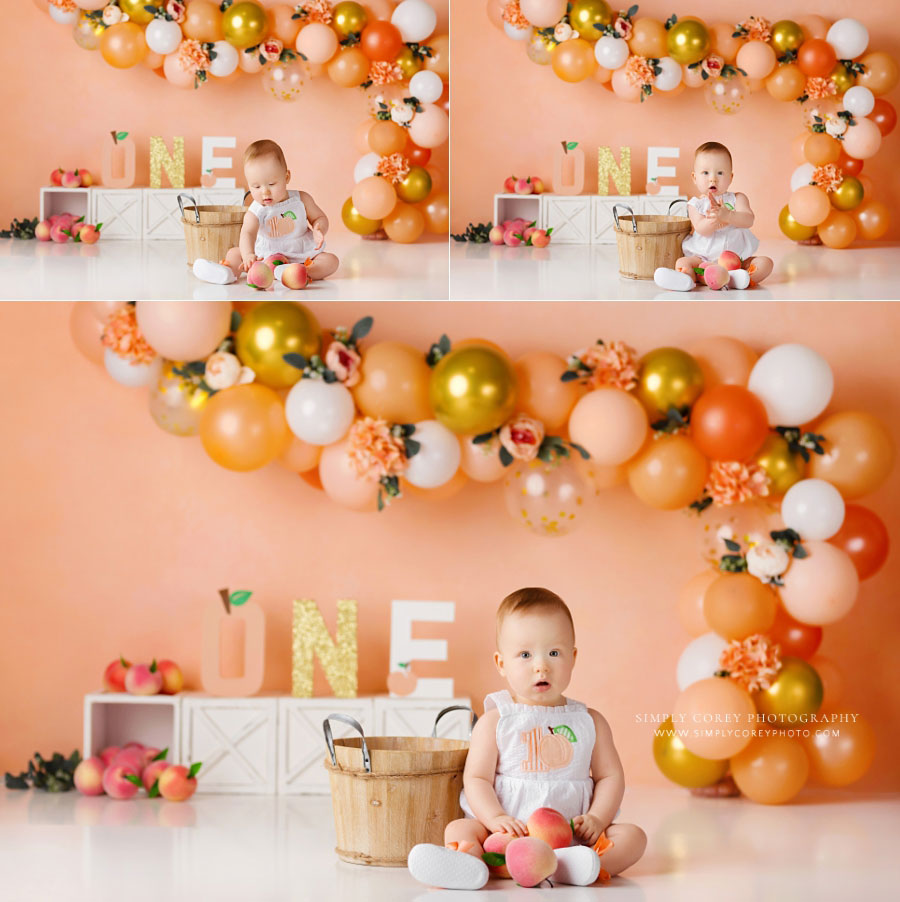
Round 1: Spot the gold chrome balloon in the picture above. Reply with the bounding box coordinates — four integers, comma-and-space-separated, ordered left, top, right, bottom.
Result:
771, 20, 804, 55
341, 197, 381, 235
830, 63, 856, 94
778, 204, 817, 240
755, 657, 824, 728
653, 716, 729, 788
148, 361, 211, 437
234, 301, 321, 389
569, 0, 612, 42
430, 343, 518, 435
754, 434, 805, 496
667, 19, 710, 65
222, 1, 268, 50
332, 1, 368, 38
396, 166, 433, 203
831, 175, 864, 211
635, 347, 705, 418
395, 46, 423, 80
119, 0, 161, 26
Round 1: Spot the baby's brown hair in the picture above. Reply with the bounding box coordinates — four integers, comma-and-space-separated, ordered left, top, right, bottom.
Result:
243, 139, 287, 170
694, 141, 732, 166
496, 587, 575, 647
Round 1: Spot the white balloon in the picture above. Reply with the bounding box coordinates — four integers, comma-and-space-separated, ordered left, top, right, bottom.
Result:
409, 69, 444, 104
826, 18, 869, 61
504, 22, 532, 41
676, 633, 730, 691
790, 163, 816, 192
391, 0, 437, 43
654, 57, 683, 91
782, 479, 846, 541
353, 152, 381, 183
748, 344, 834, 426
208, 40, 239, 77
104, 349, 162, 388
49, 5, 78, 24
842, 85, 875, 117
404, 420, 461, 488
594, 35, 629, 70
285, 379, 355, 446
146, 18, 182, 55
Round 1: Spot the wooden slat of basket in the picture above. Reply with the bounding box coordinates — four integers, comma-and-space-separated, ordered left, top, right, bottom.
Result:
181, 204, 245, 266
614, 214, 692, 280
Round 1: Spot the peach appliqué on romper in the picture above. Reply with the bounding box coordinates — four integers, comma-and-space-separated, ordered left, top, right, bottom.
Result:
520, 725, 577, 772
268, 215, 297, 238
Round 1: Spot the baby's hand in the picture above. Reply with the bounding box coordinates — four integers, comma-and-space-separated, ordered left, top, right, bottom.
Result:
485, 814, 528, 837
312, 225, 325, 250
240, 253, 260, 272
572, 813, 606, 846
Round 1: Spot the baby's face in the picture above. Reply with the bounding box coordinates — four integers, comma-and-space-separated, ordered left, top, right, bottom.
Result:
494, 609, 576, 706
245, 154, 290, 207
692, 150, 733, 196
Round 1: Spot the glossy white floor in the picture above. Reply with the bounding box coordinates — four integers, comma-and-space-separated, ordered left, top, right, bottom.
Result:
449, 239, 900, 301
0, 233, 449, 301
1, 785, 896, 902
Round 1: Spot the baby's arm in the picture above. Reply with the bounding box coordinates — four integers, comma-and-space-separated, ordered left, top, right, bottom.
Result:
463, 709, 527, 837
720, 191, 755, 229
300, 191, 328, 248
572, 709, 626, 846
688, 203, 720, 238
239, 210, 260, 270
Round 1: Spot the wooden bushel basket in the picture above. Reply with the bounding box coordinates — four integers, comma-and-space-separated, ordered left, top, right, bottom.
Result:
178, 193, 245, 265
613, 200, 692, 280
323, 706, 476, 867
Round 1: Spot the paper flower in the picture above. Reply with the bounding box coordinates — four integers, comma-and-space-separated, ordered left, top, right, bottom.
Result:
102, 4, 125, 25
806, 76, 837, 101
736, 16, 772, 43
702, 55, 724, 78
369, 60, 404, 86
625, 55, 656, 88
613, 16, 633, 40
178, 39, 211, 73
567, 339, 639, 391
101, 307, 156, 364
376, 152, 411, 185
554, 22, 574, 42
502, 1, 529, 30
296, 0, 332, 25
166, 0, 186, 23
824, 115, 848, 137
51, 0, 78, 12
204, 351, 254, 390
499, 415, 545, 462
260, 38, 284, 62
347, 417, 408, 481
390, 101, 416, 125
746, 541, 791, 583
811, 163, 843, 193
324, 343, 362, 387
706, 461, 770, 506
719, 634, 782, 692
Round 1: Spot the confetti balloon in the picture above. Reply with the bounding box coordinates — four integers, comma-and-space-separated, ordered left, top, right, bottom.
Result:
262, 60, 307, 101
503, 457, 592, 537
148, 361, 211, 436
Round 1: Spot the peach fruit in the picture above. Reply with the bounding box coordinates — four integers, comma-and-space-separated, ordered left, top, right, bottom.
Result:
74, 756, 106, 796
503, 176, 517, 193
157, 659, 184, 695
482, 831, 514, 879
78, 224, 101, 244
111, 748, 146, 772
526, 807, 573, 849
50, 168, 64, 186
265, 253, 289, 268
61, 170, 83, 188
125, 661, 163, 695
718, 250, 742, 270
142, 759, 169, 792
530, 229, 551, 248
80, 170, 94, 187
703, 263, 730, 290
523, 227, 538, 243
488, 226, 505, 245
531, 177, 545, 194
50, 224, 70, 243
247, 261, 275, 290
514, 178, 533, 195
99, 746, 121, 767
142, 746, 162, 766
157, 763, 202, 802
102, 763, 142, 800
503, 229, 523, 246
34, 220, 52, 241
505, 836, 558, 888
280, 262, 309, 290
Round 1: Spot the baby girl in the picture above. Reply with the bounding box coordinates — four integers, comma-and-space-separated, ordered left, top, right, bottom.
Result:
193, 139, 339, 286
655, 141, 773, 292
408, 587, 646, 890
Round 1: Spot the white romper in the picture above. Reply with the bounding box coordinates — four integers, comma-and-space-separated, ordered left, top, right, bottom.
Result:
681, 191, 759, 262
460, 690, 596, 824
249, 189, 325, 263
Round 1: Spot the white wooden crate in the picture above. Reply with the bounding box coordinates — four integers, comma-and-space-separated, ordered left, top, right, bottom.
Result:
373, 697, 473, 740
143, 188, 191, 240
642, 195, 689, 217
541, 195, 592, 244
83, 692, 182, 760
493, 193, 541, 229
39, 186, 91, 222
592, 195, 643, 245
195, 187, 246, 207
92, 188, 143, 239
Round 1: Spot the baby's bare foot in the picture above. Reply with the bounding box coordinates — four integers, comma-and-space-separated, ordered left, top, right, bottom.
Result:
689, 775, 740, 798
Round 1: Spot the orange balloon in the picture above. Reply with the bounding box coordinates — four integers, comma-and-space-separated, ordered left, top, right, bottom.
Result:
801, 711, 875, 786
351, 341, 433, 423
575, 457, 628, 492
368, 119, 407, 156
319, 438, 379, 511
797, 38, 836, 78
569, 388, 649, 466
803, 133, 841, 166
856, 51, 900, 96
627, 435, 708, 510
420, 190, 449, 234
199, 384, 288, 472
423, 34, 449, 80
383, 201, 425, 243
703, 572, 777, 640
853, 199, 890, 241
182, 0, 224, 42
808, 411, 894, 498
459, 434, 506, 483
551, 38, 597, 83
817, 210, 857, 249
279, 435, 321, 473
352, 175, 397, 220
628, 18, 668, 58
708, 22, 741, 63
673, 677, 756, 758
360, 20, 404, 61
593, 65, 613, 84
809, 656, 844, 708
690, 384, 769, 461
267, 4, 300, 44
69, 303, 105, 365
354, 119, 374, 155
144, 50, 165, 69
766, 64, 806, 102
514, 351, 580, 430
789, 185, 831, 227
100, 22, 148, 68
677, 570, 717, 637
611, 65, 642, 102
790, 132, 810, 164
730, 735, 809, 804
425, 165, 444, 192
797, 15, 829, 41
299, 467, 324, 491
687, 336, 758, 388
327, 46, 369, 87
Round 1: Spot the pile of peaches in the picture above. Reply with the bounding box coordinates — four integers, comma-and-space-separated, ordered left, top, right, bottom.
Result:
74, 743, 201, 802
503, 175, 546, 196
103, 656, 183, 696
34, 213, 102, 244
246, 254, 309, 291
489, 219, 553, 248
50, 167, 94, 189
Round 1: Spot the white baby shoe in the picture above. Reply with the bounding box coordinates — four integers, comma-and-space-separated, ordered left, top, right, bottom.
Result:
728, 268, 751, 289
407, 843, 489, 890
193, 258, 236, 284
654, 267, 695, 292
553, 845, 601, 886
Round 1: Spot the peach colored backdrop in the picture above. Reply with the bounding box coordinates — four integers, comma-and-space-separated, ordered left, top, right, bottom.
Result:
0, 2, 447, 235
2, 301, 899, 793
451, 1, 900, 240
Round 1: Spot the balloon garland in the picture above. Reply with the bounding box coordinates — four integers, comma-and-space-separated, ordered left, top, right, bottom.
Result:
43, 0, 449, 242
487, 2, 896, 247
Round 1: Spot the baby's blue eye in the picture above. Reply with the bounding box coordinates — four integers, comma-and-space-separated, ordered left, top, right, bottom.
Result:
519, 652, 530, 659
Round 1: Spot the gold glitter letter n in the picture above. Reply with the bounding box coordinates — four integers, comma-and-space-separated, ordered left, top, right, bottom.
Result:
292, 599, 358, 698
149, 136, 185, 190
597, 146, 631, 196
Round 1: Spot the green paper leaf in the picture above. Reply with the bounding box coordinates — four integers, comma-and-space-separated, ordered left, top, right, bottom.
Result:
472, 431, 495, 444
565, 141, 578, 150
230, 590, 252, 607
404, 438, 420, 458
482, 852, 505, 867
283, 352, 308, 370
149, 781, 160, 798
115, 131, 129, 142
124, 773, 143, 786
560, 371, 579, 382
188, 762, 202, 779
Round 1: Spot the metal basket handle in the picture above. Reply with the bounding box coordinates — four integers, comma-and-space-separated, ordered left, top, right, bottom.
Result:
668, 198, 689, 215
323, 713, 371, 773
177, 193, 200, 223
431, 705, 478, 738
612, 204, 637, 233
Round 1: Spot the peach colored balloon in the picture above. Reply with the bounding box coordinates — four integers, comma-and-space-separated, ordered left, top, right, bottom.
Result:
296, 22, 339, 64
144, 50, 165, 70
279, 435, 321, 473
790, 132, 809, 164
611, 65, 642, 102
136, 301, 232, 361
798, 15, 829, 41
163, 50, 196, 88
801, 710, 876, 786
239, 48, 265, 73
421, 190, 449, 234
627, 18, 667, 58
459, 435, 506, 483
593, 65, 613, 84
327, 46, 369, 87
364, 0, 394, 21
709, 22, 740, 63
853, 199, 890, 241
810, 655, 843, 708
319, 439, 379, 511
730, 735, 809, 804
486, 0, 504, 31
268, 4, 300, 44
354, 119, 374, 155
767, 64, 807, 102
100, 22, 149, 68
568, 388, 648, 466
199, 384, 288, 472
627, 435, 708, 510
89, 301, 129, 323
703, 572, 777, 640
575, 457, 628, 492
789, 185, 831, 227
69, 303, 105, 366
678, 570, 717, 637
383, 201, 425, 243
808, 411, 895, 498
736, 40, 776, 79
841, 118, 882, 160
403, 468, 468, 502
673, 677, 756, 758
780, 541, 859, 625
352, 341, 432, 423
182, 0, 224, 42
551, 38, 597, 84
818, 210, 857, 249
682, 63, 705, 88
408, 104, 449, 149
687, 336, 758, 388
352, 175, 398, 220
423, 34, 449, 80
514, 351, 580, 430
856, 51, 900, 96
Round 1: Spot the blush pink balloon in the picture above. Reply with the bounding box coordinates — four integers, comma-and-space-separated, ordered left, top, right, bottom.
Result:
520, 0, 567, 28
70, 303, 106, 365
486, 0, 505, 30
135, 301, 232, 361
319, 438, 379, 511
75, 0, 109, 9
678, 570, 718, 637
365, 0, 395, 20
295, 22, 338, 64
163, 49, 196, 89
568, 388, 649, 466
279, 435, 322, 473
736, 40, 776, 79
780, 541, 860, 625
575, 457, 628, 492
611, 65, 643, 101
687, 336, 758, 387
89, 301, 129, 323
459, 435, 506, 483
408, 104, 449, 148
842, 118, 882, 160
683, 63, 705, 88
